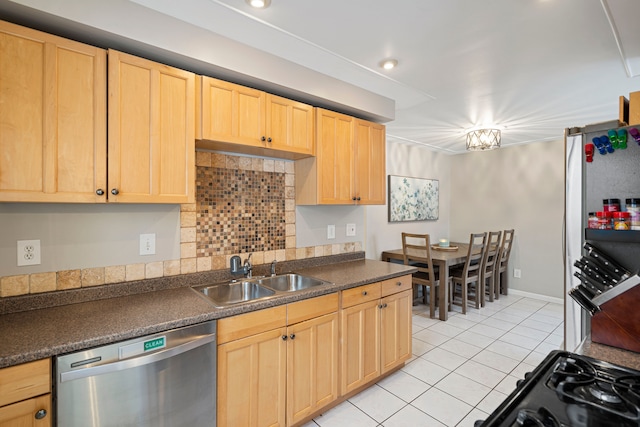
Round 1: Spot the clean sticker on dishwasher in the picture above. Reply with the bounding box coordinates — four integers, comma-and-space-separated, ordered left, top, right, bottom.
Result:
119, 336, 167, 359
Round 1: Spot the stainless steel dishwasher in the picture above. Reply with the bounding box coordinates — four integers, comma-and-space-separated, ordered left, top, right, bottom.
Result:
55, 320, 216, 427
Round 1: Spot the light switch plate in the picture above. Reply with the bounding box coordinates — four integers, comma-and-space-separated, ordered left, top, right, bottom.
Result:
140, 233, 156, 255
327, 225, 336, 239
346, 223, 356, 236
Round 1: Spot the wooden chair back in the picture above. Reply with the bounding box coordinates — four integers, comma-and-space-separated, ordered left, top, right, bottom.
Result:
401, 233, 436, 282
480, 230, 502, 305
498, 229, 514, 272
495, 229, 515, 297
462, 232, 487, 281
402, 233, 440, 317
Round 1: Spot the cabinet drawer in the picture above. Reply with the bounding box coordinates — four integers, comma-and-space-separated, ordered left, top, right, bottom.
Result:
381, 275, 412, 297
0, 394, 51, 425
0, 359, 50, 407
341, 283, 381, 308
218, 305, 287, 344
288, 293, 338, 325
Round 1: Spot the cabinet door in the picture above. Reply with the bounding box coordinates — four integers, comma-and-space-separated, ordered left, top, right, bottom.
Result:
217, 327, 287, 427
108, 50, 195, 203
380, 290, 412, 374
287, 312, 338, 425
266, 94, 314, 156
0, 20, 106, 203
316, 108, 354, 204
0, 394, 51, 426
354, 119, 386, 205
200, 76, 265, 147
340, 299, 380, 395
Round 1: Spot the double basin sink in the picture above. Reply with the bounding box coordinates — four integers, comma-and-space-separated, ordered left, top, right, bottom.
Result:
192, 274, 332, 307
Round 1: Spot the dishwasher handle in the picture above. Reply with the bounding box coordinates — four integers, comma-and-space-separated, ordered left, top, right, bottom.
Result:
59, 332, 216, 383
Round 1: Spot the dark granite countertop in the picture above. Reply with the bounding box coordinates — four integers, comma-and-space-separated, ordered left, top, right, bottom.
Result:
576, 336, 640, 371
0, 258, 415, 368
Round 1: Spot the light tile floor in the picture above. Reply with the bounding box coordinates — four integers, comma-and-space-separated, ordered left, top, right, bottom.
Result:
304, 293, 564, 427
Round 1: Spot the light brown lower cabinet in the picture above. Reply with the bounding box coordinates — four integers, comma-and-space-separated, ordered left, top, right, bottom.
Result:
340, 276, 412, 396
217, 294, 339, 427
216, 276, 411, 427
0, 359, 51, 426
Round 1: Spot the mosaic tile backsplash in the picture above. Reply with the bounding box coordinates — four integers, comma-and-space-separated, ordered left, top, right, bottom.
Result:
196, 153, 294, 257
0, 151, 364, 298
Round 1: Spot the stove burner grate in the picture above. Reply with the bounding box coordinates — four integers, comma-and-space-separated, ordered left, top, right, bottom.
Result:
550, 361, 640, 422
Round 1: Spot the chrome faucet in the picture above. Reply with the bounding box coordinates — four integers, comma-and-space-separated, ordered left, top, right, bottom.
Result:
243, 253, 253, 278
270, 259, 277, 277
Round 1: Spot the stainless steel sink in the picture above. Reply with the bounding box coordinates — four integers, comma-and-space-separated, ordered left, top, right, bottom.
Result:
257, 274, 328, 292
193, 280, 276, 307
193, 273, 331, 307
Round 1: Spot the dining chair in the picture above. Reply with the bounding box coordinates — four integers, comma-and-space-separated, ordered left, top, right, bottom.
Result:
495, 229, 515, 299
401, 233, 440, 318
449, 233, 486, 314
480, 230, 502, 306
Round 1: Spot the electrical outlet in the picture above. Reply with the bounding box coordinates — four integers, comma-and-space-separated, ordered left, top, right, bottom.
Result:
140, 233, 156, 255
514, 269, 521, 278
327, 225, 336, 239
17, 240, 41, 266
346, 223, 356, 236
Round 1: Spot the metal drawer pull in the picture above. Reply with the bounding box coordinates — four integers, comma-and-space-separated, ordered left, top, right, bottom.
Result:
35, 409, 47, 420
362, 291, 368, 296
290, 334, 295, 340
282, 335, 288, 341
397, 281, 402, 286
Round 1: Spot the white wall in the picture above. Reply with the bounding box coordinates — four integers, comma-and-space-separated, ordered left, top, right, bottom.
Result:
449, 139, 565, 299
296, 205, 364, 247
365, 141, 451, 259
0, 204, 180, 276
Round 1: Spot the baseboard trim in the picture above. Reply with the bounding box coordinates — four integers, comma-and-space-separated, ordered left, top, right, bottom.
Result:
508, 289, 564, 305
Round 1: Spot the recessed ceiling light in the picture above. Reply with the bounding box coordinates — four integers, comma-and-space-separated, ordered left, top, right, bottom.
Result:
381, 59, 398, 70
246, 0, 271, 8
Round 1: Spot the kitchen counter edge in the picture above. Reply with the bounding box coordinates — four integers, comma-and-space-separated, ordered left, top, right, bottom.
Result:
0, 258, 416, 368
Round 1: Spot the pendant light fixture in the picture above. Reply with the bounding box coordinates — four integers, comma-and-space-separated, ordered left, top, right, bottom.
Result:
466, 128, 501, 151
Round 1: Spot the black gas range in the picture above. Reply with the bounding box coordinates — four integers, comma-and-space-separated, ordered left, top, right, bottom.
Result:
477, 350, 640, 427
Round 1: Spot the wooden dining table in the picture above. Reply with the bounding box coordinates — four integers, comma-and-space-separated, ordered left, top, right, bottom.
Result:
381, 243, 469, 321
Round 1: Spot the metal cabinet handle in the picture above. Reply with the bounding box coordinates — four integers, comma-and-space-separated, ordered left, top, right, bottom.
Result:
267, 137, 272, 143
96, 189, 104, 196
362, 291, 368, 296
352, 196, 357, 201
111, 188, 119, 195
35, 409, 47, 420
396, 281, 402, 286
282, 335, 288, 341
261, 136, 266, 142
290, 334, 295, 340
356, 197, 361, 201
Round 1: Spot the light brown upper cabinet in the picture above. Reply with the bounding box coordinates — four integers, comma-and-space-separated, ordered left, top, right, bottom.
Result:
196, 76, 315, 159
0, 21, 195, 204
0, 20, 107, 203
108, 50, 195, 203
295, 108, 386, 205
354, 118, 386, 205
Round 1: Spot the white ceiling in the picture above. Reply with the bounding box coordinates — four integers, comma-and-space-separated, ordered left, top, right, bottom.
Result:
3, 0, 640, 154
